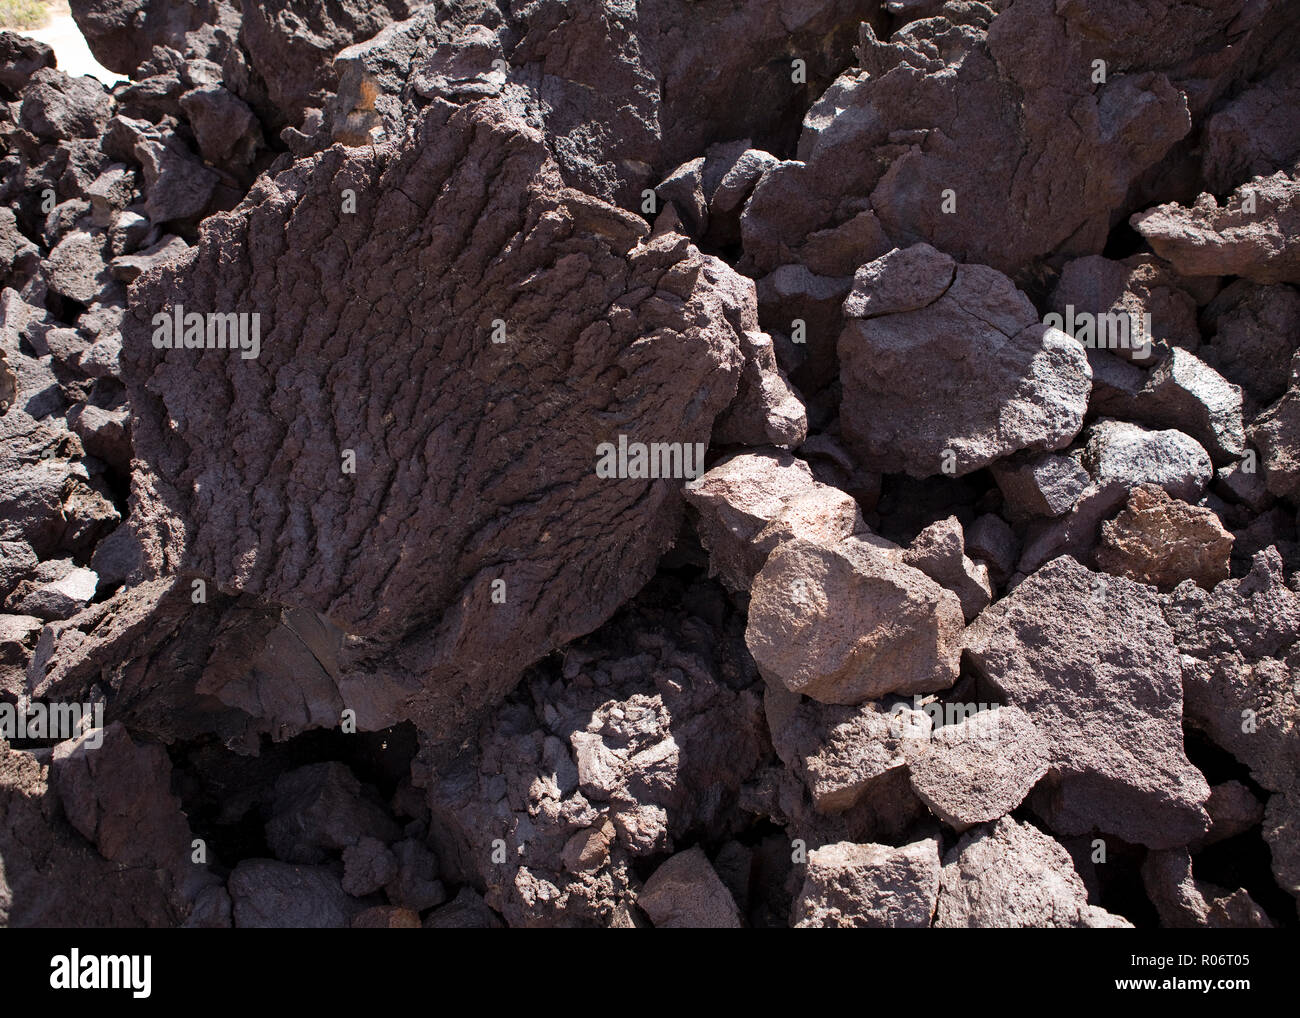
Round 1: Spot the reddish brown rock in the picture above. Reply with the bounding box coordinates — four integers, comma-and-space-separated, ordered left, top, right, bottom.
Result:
1094, 484, 1233, 591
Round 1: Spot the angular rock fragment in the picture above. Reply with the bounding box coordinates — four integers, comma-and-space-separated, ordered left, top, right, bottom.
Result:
0, 31, 54, 96
765, 682, 926, 815
0, 613, 41, 699
902, 516, 992, 621
1094, 485, 1233, 591
639, 847, 742, 928
69, 0, 240, 76
423, 888, 502, 929
935, 817, 1131, 928
1250, 361, 1300, 500
341, 836, 398, 897
1132, 171, 1300, 285
747, 534, 964, 704
905, 707, 1049, 833
684, 449, 861, 595
1130, 348, 1246, 465
1, 737, 181, 926
1198, 782, 1265, 847
1142, 848, 1273, 929
1203, 63, 1300, 194
1081, 419, 1213, 501
791, 838, 940, 929
1201, 282, 1300, 406
965, 556, 1210, 847
838, 246, 1091, 477
1048, 255, 1198, 366
992, 452, 1090, 520
5, 560, 98, 621
965, 514, 1018, 585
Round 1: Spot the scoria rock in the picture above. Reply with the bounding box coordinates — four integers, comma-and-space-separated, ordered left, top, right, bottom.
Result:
422, 582, 764, 927
904, 706, 1050, 833
1201, 281, 1300, 406
965, 556, 1210, 848
1094, 484, 1233, 591
791, 837, 941, 928
838, 246, 1091, 478
1162, 548, 1300, 908
639, 847, 742, 929
120, 98, 751, 739
764, 681, 928, 815
746, 533, 964, 704
902, 515, 992, 621
1142, 848, 1274, 928
1132, 170, 1300, 285
935, 817, 1131, 928
1, 738, 181, 926
684, 449, 860, 595
69, 0, 241, 76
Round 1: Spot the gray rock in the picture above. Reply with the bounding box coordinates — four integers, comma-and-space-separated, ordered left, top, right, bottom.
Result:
1082, 419, 1213, 501
991, 452, 1091, 519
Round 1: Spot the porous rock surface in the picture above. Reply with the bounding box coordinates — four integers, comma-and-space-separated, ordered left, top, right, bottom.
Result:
1, 0, 1299, 931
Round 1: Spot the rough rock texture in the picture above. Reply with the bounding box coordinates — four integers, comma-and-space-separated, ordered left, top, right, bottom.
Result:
1142, 848, 1273, 928
764, 682, 925, 815
4, 0, 1299, 932
746, 534, 964, 704
1133, 170, 1300, 284
965, 556, 1210, 848
838, 246, 1091, 478
422, 581, 765, 927
791, 838, 940, 928
684, 449, 860, 595
639, 847, 742, 928
1094, 484, 1233, 590
1162, 549, 1300, 908
904, 707, 1050, 833
228, 859, 359, 928
935, 818, 1131, 928
903, 516, 992, 621
1, 738, 185, 926
121, 99, 751, 739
